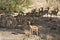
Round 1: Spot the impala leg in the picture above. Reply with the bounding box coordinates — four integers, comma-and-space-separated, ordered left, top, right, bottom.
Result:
30, 28, 33, 35
47, 13, 48, 17
30, 28, 32, 36
36, 29, 38, 36
36, 30, 38, 36
32, 29, 33, 35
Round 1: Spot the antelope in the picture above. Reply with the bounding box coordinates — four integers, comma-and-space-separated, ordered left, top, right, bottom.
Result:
31, 9, 36, 14
43, 7, 49, 17
49, 7, 59, 18
38, 7, 43, 17
28, 21, 39, 36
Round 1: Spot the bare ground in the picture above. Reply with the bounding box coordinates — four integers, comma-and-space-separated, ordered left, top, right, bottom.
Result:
0, 15, 60, 40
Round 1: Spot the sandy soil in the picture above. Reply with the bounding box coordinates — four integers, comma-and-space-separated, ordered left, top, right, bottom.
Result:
0, 16, 60, 40
0, 15, 60, 40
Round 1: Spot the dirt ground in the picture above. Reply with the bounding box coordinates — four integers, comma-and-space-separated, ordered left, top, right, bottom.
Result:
0, 16, 60, 40
0, 27, 60, 40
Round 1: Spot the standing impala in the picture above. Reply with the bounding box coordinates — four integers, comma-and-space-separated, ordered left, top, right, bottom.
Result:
28, 21, 39, 36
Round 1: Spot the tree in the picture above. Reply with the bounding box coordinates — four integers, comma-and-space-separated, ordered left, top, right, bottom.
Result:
0, 0, 32, 14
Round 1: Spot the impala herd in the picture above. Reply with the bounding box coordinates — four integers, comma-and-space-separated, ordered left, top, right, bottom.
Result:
0, 7, 59, 38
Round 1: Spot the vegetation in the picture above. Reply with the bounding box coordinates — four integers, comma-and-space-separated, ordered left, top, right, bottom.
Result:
47, 0, 60, 8
0, 0, 32, 14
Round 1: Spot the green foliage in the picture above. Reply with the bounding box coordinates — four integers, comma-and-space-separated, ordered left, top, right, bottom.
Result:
0, 0, 31, 14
